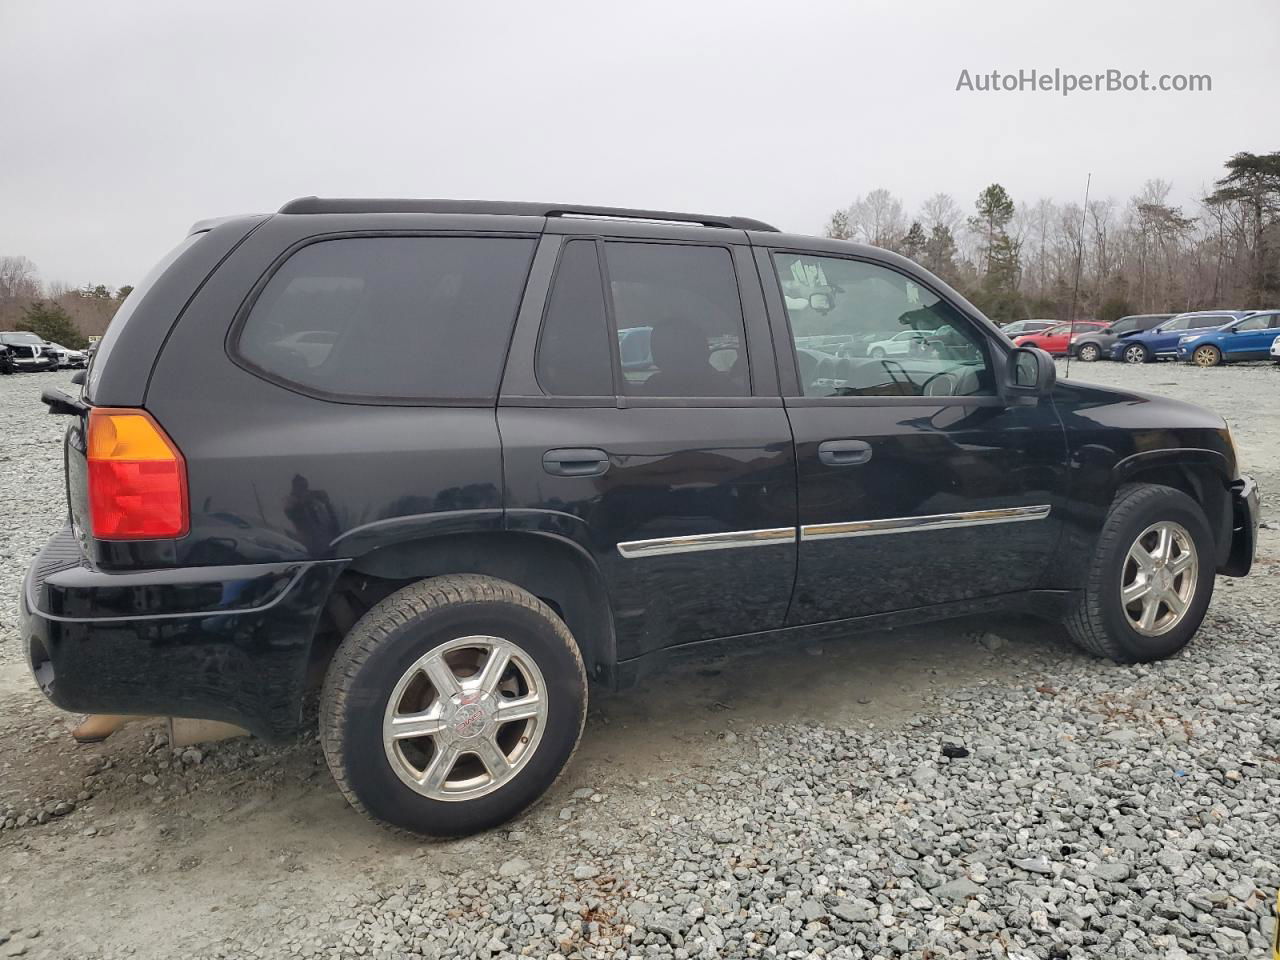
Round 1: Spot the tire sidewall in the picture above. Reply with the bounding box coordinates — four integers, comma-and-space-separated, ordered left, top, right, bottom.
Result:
333, 597, 585, 836
1095, 490, 1215, 661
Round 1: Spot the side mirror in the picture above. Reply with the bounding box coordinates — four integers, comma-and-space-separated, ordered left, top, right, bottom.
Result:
1150, 326, 1164, 334
1008, 347, 1056, 398
809, 292, 832, 313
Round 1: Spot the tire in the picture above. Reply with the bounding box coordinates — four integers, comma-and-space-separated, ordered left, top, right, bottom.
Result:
1076, 343, 1101, 362
320, 574, 587, 837
1122, 343, 1150, 364
1064, 484, 1215, 663
869, 347, 886, 359
1192, 344, 1222, 368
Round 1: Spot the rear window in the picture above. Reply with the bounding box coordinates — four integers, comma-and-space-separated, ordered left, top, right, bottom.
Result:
236, 236, 535, 401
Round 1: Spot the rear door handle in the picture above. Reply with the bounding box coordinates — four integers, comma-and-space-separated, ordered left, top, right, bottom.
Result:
817, 439, 872, 467
542, 448, 610, 477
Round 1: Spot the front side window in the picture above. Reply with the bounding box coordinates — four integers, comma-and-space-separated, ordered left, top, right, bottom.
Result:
604, 242, 749, 397
1186, 315, 1228, 330
773, 252, 995, 398
1111, 318, 1139, 334
237, 236, 535, 400
1233, 314, 1269, 332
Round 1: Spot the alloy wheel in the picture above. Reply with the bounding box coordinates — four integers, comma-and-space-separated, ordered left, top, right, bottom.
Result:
1078, 344, 1099, 362
1120, 521, 1198, 637
1123, 345, 1146, 364
382, 635, 548, 801
1193, 345, 1221, 368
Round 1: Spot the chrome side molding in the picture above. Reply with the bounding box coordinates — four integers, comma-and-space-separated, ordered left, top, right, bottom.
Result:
616, 526, 795, 559
801, 504, 1052, 542
616, 505, 1052, 558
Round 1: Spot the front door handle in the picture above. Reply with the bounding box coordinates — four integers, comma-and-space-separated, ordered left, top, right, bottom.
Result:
818, 439, 872, 467
543, 448, 610, 477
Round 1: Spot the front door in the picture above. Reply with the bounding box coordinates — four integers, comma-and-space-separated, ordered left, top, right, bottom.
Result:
757, 247, 1069, 625
499, 229, 797, 662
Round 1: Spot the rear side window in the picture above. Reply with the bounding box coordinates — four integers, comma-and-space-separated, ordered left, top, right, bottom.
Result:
237, 236, 535, 401
536, 240, 614, 396
605, 242, 749, 397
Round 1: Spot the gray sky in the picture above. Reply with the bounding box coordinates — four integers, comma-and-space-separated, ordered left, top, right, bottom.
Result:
2, 0, 1277, 288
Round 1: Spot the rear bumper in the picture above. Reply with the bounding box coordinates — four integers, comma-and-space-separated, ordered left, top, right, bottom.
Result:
1219, 475, 1260, 577
19, 525, 343, 740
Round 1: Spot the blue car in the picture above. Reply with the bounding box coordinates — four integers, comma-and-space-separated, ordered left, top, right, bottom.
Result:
1176, 310, 1280, 366
1111, 310, 1251, 363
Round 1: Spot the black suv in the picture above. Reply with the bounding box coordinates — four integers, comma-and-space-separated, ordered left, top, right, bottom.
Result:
0, 332, 60, 372
22, 198, 1260, 836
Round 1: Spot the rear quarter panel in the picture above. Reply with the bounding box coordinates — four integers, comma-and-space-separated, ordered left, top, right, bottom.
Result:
141, 214, 538, 569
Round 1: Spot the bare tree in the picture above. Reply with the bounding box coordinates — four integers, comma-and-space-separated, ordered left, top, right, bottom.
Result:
0, 256, 41, 303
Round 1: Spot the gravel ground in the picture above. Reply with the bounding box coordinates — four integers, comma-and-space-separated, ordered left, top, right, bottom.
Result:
0, 362, 1277, 960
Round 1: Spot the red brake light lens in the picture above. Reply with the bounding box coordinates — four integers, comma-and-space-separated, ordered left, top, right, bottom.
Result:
86, 407, 189, 540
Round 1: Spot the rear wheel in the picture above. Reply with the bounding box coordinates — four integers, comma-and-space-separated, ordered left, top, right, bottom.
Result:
320, 574, 587, 836
1192, 344, 1222, 367
1064, 484, 1215, 663
1076, 343, 1101, 362
1122, 343, 1150, 364
869, 347, 886, 359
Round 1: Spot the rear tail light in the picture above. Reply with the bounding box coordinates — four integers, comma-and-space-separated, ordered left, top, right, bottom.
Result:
86, 407, 189, 540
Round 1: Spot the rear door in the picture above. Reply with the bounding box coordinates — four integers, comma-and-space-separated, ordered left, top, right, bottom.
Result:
757, 245, 1068, 625
499, 223, 797, 663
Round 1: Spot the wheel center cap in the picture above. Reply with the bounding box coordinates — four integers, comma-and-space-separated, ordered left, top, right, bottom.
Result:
1154, 568, 1173, 592
448, 692, 495, 740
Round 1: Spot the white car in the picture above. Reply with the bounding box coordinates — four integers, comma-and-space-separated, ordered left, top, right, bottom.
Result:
867, 329, 936, 358
1271, 333, 1280, 360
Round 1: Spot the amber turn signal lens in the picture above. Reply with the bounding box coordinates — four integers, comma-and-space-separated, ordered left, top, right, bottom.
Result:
86, 407, 189, 540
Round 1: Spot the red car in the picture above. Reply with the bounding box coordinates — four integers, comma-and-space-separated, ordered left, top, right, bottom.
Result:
1014, 321, 1107, 355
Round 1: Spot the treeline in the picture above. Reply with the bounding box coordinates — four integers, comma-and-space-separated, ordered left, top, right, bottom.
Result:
0, 255, 130, 348
823, 150, 1280, 323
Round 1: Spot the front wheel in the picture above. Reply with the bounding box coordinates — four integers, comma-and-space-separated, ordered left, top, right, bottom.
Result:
1122, 343, 1150, 364
320, 574, 587, 836
1076, 343, 1101, 362
1064, 484, 1215, 663
1192, 344, 1222, 367
869, 347, 886, 359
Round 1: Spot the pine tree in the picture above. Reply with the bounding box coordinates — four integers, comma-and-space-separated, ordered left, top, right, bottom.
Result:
19, 301, 87, 349
901, 221, 927, 260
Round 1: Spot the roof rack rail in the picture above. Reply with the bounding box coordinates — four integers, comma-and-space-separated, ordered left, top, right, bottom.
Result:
277, 197, 779, 232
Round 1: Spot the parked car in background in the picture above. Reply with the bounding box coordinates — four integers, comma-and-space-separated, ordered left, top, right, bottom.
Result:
866, 328, 936, 358
1070, 314, 1173, 361
1111, 311, 1251, 363
42, 342, 89, 369
1176, 311, 1280, 366
1013, 320, 1107, 356
0, 342, 14, 375
1000, 319, 1058, 338
21, 197, 1259, 838
0, 332, 60, 371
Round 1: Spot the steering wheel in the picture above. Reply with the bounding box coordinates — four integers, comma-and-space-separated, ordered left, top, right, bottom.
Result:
922, 371, 959, 397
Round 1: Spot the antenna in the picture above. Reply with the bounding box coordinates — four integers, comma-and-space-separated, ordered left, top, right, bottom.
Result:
1064, 173, 1092, 380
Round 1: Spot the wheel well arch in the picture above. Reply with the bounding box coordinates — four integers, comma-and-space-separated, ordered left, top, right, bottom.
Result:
314, 531, 617, 686
1114, 454, 1232, 565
